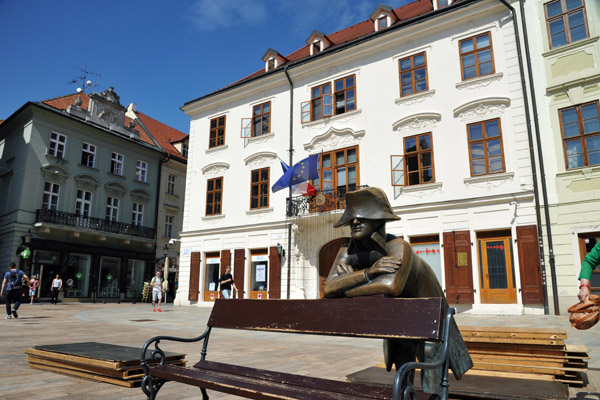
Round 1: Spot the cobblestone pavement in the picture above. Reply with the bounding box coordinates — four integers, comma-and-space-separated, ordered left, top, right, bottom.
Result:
1, 302, 599, 399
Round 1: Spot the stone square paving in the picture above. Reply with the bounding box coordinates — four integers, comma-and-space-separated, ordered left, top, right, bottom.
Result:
1, 301, 599, 399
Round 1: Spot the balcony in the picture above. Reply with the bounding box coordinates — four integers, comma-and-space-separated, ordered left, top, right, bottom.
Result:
286, 185, 367, 217
35, 209, 156, 240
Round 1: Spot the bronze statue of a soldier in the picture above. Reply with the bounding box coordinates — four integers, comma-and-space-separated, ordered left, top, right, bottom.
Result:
324, 187, 472, 396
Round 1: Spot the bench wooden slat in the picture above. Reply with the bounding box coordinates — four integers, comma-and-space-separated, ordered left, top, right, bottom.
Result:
193, 360, 393, 399
209, 297, 443, 340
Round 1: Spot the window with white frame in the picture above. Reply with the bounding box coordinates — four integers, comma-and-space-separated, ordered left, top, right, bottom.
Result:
75, 190, 92, 217
136, 160, 147, 182
167, 174, 176, 195
165, 215, 174, 238
111, 152, 124, 175
81, 142, 96, 167
182, 142, 188, 158
49, 132, 66, 158
42, 181, 60, 210
106, 196, 120, 221
132, 202, 144, 226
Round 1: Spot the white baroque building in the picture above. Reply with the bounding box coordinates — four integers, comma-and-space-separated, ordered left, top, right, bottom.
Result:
176, 0, 550, 314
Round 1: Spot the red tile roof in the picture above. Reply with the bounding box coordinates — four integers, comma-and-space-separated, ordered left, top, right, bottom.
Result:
42, 93, 187, 159
226, 0, 433, 89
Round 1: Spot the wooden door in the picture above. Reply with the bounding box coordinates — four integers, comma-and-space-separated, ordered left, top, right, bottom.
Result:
318, 238, 350, 298
517, 225, 544, 305
188, 252, 200, 301
479, 236, 517, 304
579, 233, 600, 295
234, 249, 245, 299
443, 231, 474, 304
268, 247, 281, 299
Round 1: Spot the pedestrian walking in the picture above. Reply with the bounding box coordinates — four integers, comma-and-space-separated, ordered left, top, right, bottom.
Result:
1, 262, 30, 319
150, 270, 163, 312
219, 266, 238, 299
50, 274, 62, 304
29, 274, 38, 304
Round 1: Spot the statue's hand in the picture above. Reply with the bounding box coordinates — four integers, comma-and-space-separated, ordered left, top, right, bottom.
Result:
368, 256, 402, 277
336, 262, 354, 275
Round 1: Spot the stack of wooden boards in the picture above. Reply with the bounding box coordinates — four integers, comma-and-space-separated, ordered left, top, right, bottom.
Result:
25, 342, 186, 387
460, 326, 589, 386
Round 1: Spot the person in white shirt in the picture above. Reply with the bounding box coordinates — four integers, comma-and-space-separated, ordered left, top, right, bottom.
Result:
150, 271, 163, 312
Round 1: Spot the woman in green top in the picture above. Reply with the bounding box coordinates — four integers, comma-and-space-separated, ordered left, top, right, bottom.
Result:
578, 240, 600, 302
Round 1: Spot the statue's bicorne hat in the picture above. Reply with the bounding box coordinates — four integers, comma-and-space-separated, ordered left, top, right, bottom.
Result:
333, 187, 400, 228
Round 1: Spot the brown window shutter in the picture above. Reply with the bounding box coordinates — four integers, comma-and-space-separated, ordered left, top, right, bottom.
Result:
269, 246, 281, 299
517, 225, 544, 305
220, 250, 231, 276
234, 249, 245, 299
188, 252, 201, 301
442, 231, 474, 304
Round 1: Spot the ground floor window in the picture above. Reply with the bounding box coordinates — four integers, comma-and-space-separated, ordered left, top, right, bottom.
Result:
126, 259, 146, 299
204, 252, 220, 301
64, 253, 91, 298
98, 256, 120, 298
410, 235, 441, 284
250, 250, 268, 299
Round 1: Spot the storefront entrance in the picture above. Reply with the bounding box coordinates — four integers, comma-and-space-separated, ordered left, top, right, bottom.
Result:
97, 256, 120, 299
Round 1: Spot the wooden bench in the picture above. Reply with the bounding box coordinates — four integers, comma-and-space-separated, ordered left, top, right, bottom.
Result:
141, 297, 457, 400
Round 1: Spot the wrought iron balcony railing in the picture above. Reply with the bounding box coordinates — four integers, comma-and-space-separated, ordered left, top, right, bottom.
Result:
286, 185, 367, 217
35, 208, 156, 240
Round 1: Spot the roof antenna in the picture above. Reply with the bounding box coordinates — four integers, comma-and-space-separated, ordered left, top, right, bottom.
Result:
67, 63, 101, 93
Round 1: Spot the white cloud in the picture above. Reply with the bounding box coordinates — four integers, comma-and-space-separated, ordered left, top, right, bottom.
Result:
187, 0, 268, 32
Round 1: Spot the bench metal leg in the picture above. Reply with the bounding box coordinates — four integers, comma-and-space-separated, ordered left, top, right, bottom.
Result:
200, 387, 209, 399
141, 375, 166, 400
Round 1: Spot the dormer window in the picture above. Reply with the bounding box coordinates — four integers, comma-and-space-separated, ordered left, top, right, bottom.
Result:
262, 49, 287, 72
370, 5, 397, 31
435, 0, 452, 10
312, 40, 322, 54
306, 30, 331, 56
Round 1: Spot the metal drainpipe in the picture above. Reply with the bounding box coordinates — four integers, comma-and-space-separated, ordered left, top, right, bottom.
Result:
284, 65, 294, 299
497, 0, 558, 314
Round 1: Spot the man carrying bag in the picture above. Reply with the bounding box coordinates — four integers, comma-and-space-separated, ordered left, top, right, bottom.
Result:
1, 262, 30, 319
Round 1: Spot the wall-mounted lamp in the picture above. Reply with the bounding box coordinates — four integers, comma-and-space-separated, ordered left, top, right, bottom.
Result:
276, 243, 285, 259
23, 229, 32, 245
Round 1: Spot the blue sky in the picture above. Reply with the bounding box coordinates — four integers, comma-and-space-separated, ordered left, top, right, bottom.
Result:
0, 0, 413, 134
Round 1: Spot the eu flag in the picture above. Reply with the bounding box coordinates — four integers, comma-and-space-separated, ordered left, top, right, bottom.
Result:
272, 154, 319, 193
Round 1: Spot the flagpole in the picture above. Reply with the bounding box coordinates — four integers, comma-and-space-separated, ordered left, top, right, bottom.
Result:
284, 66, 294, 300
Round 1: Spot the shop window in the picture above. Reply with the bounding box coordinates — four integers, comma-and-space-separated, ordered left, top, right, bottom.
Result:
64, 253, 91, 298
126, 259, 146, 299
204, 252, 220, 301
250, 250, 269, 298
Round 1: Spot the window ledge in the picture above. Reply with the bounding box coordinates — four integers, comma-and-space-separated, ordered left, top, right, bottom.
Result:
205, 145, 228, 155
464, 171, 514, 186
246, 132, 274, 143
78, 164, 98, 171
400, 182, 443, 193
107, 172, 126, 179
543, 36, 599, 58
556, 166, 600, 180
455, 72, 503, 90
202, 214, 225, 221
46, 154, 68, 163
134, 179, 149, 185
246, 207, 274, 215
302, 109, 362, 128
166, 192, 179, 198
394, 89, 436, 106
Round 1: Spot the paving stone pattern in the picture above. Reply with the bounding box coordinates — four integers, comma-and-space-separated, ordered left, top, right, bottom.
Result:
1, 302, 599, 399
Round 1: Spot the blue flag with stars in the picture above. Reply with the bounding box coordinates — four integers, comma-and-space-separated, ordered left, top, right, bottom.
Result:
272, 154, 319, 193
